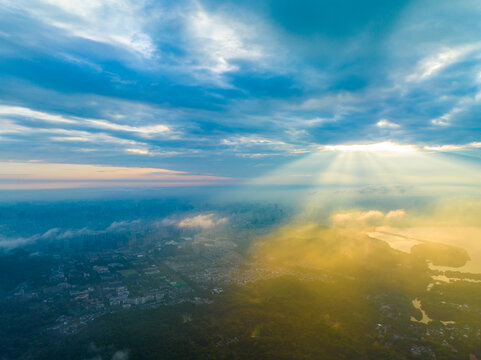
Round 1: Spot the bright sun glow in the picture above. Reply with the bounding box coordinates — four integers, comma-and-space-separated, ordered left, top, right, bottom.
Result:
319, 142, 418, 153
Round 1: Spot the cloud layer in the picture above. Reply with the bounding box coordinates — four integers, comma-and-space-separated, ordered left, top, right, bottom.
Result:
1, 0, 481, 184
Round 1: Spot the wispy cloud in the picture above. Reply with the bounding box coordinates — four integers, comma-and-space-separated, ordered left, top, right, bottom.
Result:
0, 105, 172, 137
376, 119, 400, 129
177, 213, 228, 228
3, 0, 156, 59
407, 44, 480, 82
186, 7, 263, 74
431, 107, 463, 126
0, 220, 144, 250
331, 209, 406, 225
181, 2, 279, 84
125, 148, 150, 155
0, 105, 75, 124
424, 142, 481, 151
319, 142, 418, 153
222, 136, 312, 156
1, 0, 481, 179
0, 162, 232, 189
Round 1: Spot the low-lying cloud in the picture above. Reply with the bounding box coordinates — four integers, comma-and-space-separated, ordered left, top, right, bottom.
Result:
0, 212, 230, 250
331, 209, 406, 226
177, 213, 228, 229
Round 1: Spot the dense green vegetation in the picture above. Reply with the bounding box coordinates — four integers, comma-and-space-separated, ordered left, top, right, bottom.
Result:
0, 250, 57, 294
30, 278, 399, 360
24, 274, 480, 360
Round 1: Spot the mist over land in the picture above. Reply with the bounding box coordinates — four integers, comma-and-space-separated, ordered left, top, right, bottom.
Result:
2, 182, 481, 359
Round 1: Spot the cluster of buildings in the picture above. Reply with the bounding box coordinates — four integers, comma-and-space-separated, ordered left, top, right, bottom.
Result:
6, 234, 248, 335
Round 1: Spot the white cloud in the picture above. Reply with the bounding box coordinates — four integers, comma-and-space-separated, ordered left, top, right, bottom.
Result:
431, 107, 462, 126
56, 227, 97, 240
376, 119, 400, 129
407, 44, 480, 81
319, 142, 418, 153
0, 119, 31, 133
106, 220, 142, 232
186, 5, 264, 75
424, 144, 465, 151
0, 116, 151, 149
317, 141, 481, 155
125, 148, 150, 155
303, 117, 332, 126
0, 162, 231, 189
0, 227, 60, 249
7, 0, 156, 58
0, 105, 172, 139
84, 119, 170, 136
222, 137, 286, 146
237, 152, 282, 158
0, 236, 35, 250
0, 105, 75, 124
222, 136, 311, 156
424, 142, 481, 151
48, 129, 141, 147
430, 86, 481, 126
0, 220, 145, 249
177, 213, 228, 228
331, 209, 406, 225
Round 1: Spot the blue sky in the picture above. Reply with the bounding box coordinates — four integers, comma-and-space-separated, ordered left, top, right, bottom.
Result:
1, 0, 481, 188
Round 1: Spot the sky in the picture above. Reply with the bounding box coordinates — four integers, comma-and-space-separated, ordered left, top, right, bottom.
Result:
1, 0, 481, 189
